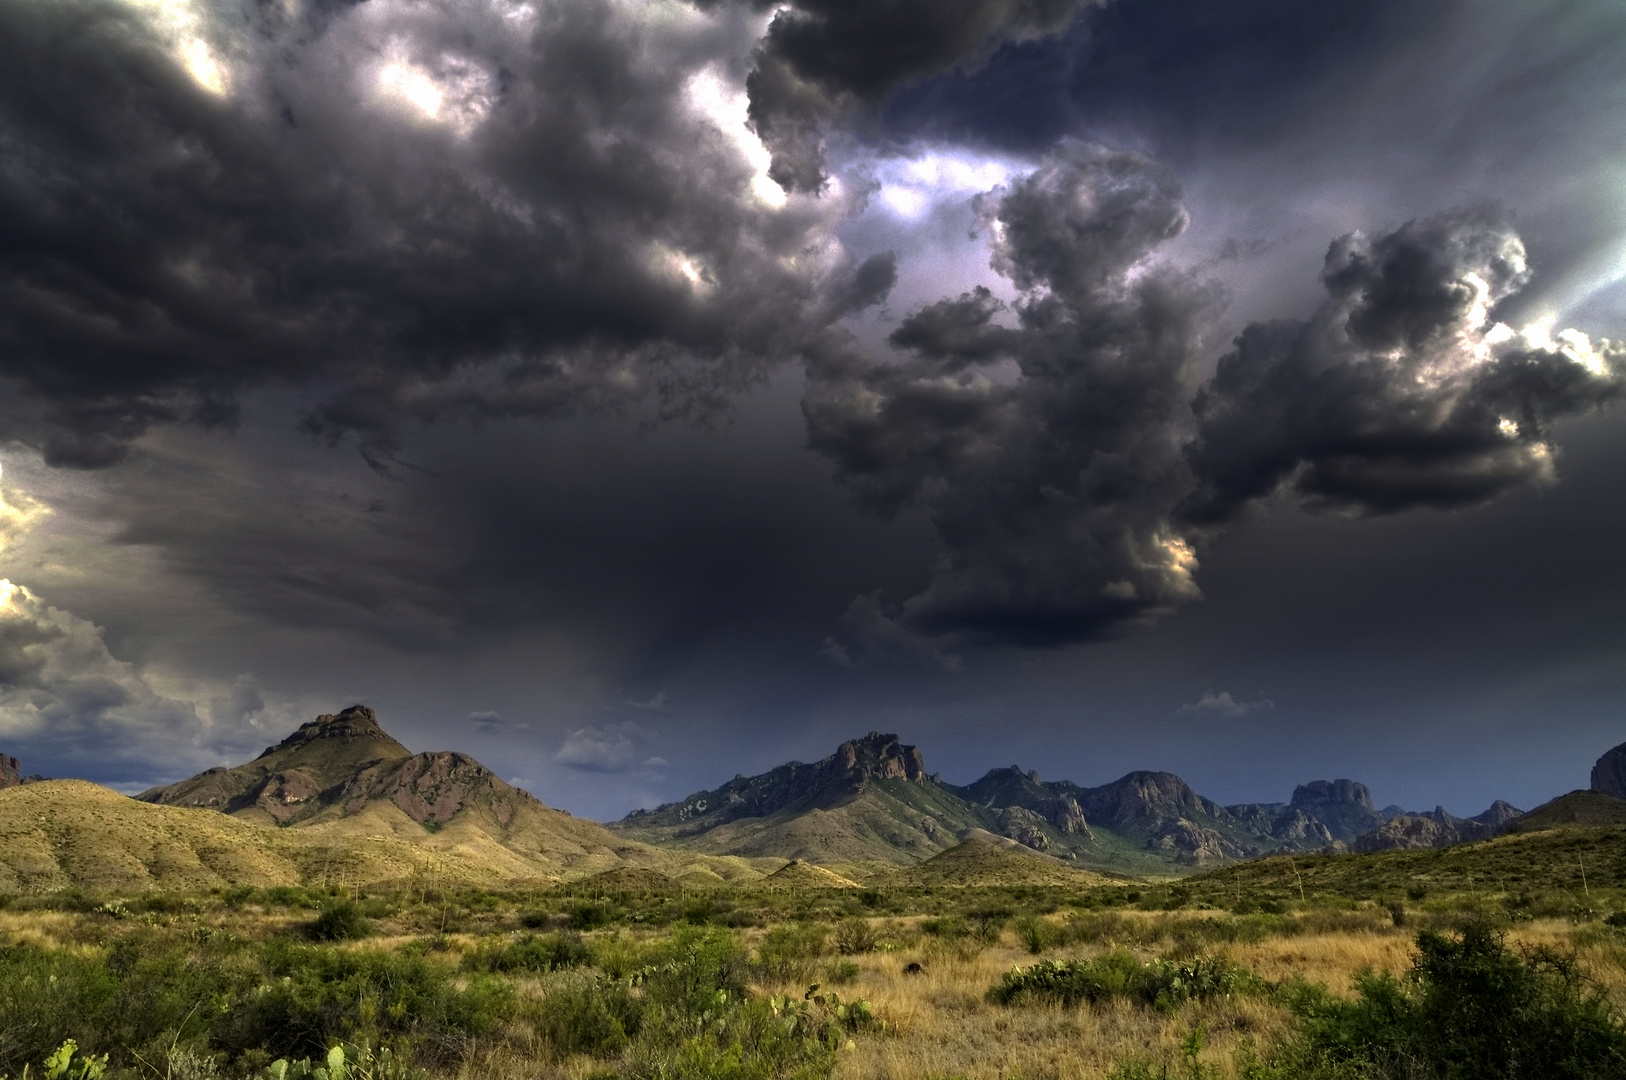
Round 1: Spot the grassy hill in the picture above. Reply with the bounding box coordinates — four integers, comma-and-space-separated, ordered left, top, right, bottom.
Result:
901, 836, 1117, 888
1184, 824, 1626, 899
1509, 790, 1626, 831
0, 776, 779, 894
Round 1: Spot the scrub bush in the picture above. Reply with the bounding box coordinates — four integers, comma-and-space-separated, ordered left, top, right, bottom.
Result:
1280, 922, 1626, 1079
988, 952, 1265, 1010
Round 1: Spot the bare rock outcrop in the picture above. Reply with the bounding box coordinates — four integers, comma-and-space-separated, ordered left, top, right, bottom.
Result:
1592, 742, 1626, 800
997, 805, 1052, 851
1039, 795, 1091, 837
1149, 818, 1249, 865
1352, 813, 1459, 853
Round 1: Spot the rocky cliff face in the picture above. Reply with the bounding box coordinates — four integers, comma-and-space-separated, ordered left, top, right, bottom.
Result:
959, 766, 1093, 837
1288, 779, 1385, 841
1593, 742, 1626, 800
0, 754, 19, 791
1148, 819, 1249, 865
997, 805, 1054, 851
832, 732, 927, 781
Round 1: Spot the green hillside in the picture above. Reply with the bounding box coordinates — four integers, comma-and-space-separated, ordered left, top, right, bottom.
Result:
1184, 825, 1626, 899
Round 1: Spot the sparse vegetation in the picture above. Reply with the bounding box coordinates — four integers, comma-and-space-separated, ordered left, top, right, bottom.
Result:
6, 836, 1626, 1080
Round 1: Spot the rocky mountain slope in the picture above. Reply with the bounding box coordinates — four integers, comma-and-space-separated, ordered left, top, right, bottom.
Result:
612, 732, 1461, 873
1342, 800, 1524, 853
612, 733, 1021, 869
1, 706, 778, 892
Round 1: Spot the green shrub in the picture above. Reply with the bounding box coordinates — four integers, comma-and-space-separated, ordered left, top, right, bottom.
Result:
753, 924, 828, 983
640, 927, 750, 1016
831, 919, 877, 955
822, 959, 860, 986
217, 944, 511, 1062
1282, 922, 1626, 1079
533, 975, 640, 1059
462, 932, 589, 975
568, 902, 615, 930
920, 915, 969, 940
1014, 915, 1061, 955
309, 902, 372, 942
988, 952, 1265, 1010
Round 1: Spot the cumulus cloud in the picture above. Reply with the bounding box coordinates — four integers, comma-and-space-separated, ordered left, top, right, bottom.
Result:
555, 721, 665, 774
0, 469, 48, 556
0, 579, 253, 779
1179, 689, 1273, 718
0, 470, 300, 780
1181, 211, 1626, 522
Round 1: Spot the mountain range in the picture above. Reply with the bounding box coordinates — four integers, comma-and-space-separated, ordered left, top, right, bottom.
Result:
11, 705, 1626, 894
608, 731, 1526, 872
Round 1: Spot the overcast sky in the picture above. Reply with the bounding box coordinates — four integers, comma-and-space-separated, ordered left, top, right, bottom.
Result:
1, 0, 1623, 822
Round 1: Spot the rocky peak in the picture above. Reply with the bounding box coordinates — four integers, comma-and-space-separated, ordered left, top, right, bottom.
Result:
0, 753, 19, 791
1078, 771, 1214, 829
1470, 799, 1524, 827
257, 704, 405, 758
1591, 741, 1626, 800
827, 732, 926, 783
1291, 779, 1375, 811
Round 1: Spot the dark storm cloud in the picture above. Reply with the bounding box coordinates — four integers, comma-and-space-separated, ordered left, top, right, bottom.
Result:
804, 142, 1213, 650
738, 0, 1097, 192
806, 152, 1626, 658
1181, 213, 1626, 523
0, 0, 881, 467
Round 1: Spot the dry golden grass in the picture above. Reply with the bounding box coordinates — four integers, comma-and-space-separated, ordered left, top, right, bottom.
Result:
781, 913, 1626, 1080
799, 938, 1294, 1080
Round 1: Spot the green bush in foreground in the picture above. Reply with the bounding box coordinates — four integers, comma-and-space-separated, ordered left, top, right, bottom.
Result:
988, 952, 1265, 1010
308, 902, 372, 942
1279, 922, 1626, 1080
461, 931, 590, 974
